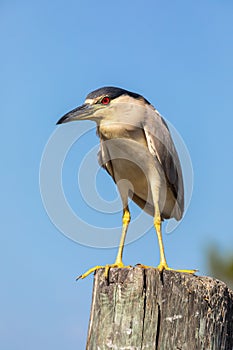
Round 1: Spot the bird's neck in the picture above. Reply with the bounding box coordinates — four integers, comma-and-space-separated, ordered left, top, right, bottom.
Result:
97, 122, 148, 147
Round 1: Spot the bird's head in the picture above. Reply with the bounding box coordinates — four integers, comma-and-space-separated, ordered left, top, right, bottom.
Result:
56, 86, 150, 125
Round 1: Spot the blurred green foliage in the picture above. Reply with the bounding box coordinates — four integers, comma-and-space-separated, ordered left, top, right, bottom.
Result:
208, 246, 233, 290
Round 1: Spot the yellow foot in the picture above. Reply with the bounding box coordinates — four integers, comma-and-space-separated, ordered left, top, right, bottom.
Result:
136, 263, 197, 274
136, 263, 154, 269
76, 262, 131, 280
157, 262, 197, 274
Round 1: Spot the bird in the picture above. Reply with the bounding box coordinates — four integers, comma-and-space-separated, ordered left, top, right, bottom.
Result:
57, 86, 196, 279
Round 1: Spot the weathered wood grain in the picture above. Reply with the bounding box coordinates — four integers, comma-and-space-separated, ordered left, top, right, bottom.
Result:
86, 268, 233, 350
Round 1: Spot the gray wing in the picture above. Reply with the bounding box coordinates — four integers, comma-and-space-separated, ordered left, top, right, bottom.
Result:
142, 105, 184, 219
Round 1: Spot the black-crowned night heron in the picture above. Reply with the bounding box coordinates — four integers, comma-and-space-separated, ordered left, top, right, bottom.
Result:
57, 87, 196, 278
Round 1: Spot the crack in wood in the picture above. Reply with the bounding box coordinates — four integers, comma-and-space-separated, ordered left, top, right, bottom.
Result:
140, 269, 147, 349
155, 302, 161, 350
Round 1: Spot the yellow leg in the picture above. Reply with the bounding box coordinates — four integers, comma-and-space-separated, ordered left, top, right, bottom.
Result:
77, 207, 131, 280
154, 213, 168, 270
114, 207, 130, 265
138, 206, 196, 274
154, 209, 197, 274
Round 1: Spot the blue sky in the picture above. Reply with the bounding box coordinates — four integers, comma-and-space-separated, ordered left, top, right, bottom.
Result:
1, 1, 233, 349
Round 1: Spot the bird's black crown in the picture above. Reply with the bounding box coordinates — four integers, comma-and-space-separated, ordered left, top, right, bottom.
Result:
86, 86, 150, 104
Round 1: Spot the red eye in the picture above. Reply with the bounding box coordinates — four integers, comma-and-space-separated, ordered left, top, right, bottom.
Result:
101, 96, 110, 105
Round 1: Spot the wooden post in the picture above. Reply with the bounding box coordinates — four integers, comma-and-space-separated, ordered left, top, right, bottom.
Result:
86, 267, 233, 350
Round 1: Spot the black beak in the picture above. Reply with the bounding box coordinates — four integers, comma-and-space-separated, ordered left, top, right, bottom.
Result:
56, 104, 93, 125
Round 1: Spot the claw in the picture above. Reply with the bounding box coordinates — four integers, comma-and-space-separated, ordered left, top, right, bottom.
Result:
136, 263, 197, 274
76, 263, 132, 280
76, 265, 104, 280
157, 262, 197, 274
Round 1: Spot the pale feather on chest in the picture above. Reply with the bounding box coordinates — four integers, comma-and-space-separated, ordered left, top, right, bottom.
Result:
99, 123, 148, 148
